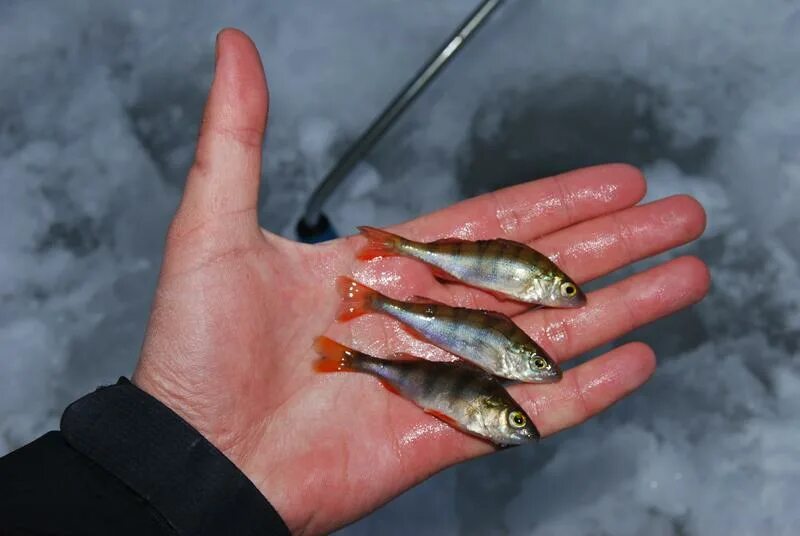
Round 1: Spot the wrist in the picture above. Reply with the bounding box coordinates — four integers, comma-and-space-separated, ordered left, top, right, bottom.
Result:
61, 378, 290, 535
131, 365, 240, 462
132, 364, 266, 494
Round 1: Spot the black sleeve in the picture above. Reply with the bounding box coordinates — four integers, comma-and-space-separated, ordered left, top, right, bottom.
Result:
0, 378, 290, 536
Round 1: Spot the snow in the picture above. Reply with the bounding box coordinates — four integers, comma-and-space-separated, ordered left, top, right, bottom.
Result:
1, 1, 798, 534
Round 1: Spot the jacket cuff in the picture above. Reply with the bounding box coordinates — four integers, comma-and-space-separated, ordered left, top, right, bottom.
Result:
61, 377, 289, 535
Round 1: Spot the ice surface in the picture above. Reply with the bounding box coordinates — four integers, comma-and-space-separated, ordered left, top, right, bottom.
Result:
1, 1, 798, 534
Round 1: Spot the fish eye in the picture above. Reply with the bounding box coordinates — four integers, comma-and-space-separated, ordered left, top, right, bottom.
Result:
531, 357, 549, 370
508, 411, 527, 429
560, 282, 577, 297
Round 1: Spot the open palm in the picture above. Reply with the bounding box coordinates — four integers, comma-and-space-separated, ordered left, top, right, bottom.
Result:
132, 30, 709, 535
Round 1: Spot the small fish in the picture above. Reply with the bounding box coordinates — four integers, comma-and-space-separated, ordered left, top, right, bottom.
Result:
335, 277, 561, 383
314, 337, 539, 446
357, 226, 586, 308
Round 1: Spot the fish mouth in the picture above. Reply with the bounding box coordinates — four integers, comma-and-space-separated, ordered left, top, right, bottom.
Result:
542, 353, 563, 381
572, 291, 588, 307
529, 373, 561, 384
555, 292, 587, 308
528, 365, 562, 383
505, 428, 539, 445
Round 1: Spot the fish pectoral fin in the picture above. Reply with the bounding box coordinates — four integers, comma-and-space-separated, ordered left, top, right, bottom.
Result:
476, 308, 513, 322
423, 409, 460, 428
464, 339, 503, 373
469, 333, 502, 355
450, 357, 492, 375
494, 238, 524, 247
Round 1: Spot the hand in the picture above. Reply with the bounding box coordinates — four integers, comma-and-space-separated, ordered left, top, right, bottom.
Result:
133, 29, 709, 535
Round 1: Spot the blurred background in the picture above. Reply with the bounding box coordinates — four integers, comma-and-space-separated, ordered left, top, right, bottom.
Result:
1, 1, 799, 534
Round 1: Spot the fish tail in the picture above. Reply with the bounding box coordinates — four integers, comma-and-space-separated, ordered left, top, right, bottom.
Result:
335, 276, 378, 321
313, 337, 404, 395
313, 336, 362, 372
356, 226, 403, 260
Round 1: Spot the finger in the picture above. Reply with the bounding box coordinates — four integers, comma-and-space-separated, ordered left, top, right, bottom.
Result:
436, 194, 706, 311
534, 194, 706, 283
517, 256, 710, 363
336, 255, 707, 372
175, 28, 268, 231
426, 342, 656, 461
510, 341, 656, 437
391, 163, 646, 244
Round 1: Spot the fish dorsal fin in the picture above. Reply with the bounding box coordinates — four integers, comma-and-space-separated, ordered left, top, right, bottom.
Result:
468, 336, 502, 364
475, 308, 512, 323
494, 238, 552, 262
430, 237, 465, 245
431, 236, 527, 249
407, 294, 449, 306
493, 237, 526, 248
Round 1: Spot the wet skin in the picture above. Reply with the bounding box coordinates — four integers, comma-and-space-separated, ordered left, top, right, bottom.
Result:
132, 29, 711, 535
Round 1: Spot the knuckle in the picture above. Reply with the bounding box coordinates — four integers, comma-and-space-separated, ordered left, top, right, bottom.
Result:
489, 190, 521, 237
611, 211, 637, 264
210, 124, 264, 151
551, 173, 576, 226
613, 284, 640, 333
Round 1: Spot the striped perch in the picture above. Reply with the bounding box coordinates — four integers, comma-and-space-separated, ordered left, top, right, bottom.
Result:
335, 277, 561, 383
356, 226, 587, 308
314, 337, 539, 446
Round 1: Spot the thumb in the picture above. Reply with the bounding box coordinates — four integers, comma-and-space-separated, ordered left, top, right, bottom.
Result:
174, 28, 269, 234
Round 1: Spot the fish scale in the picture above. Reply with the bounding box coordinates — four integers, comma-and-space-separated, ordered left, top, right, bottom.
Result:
335, 276, 561, 383
313, 337, 539, 446
357, 226, 587, 307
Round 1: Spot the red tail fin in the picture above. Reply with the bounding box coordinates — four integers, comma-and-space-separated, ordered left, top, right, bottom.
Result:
356, 226, 403, 260
335, 276, 378, 321
313, 336, 359, 372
